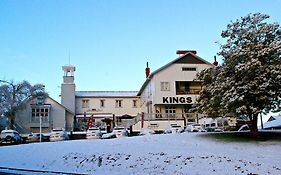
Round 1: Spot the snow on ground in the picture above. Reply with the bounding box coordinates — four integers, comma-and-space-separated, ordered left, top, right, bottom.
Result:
0, 133, 281, 175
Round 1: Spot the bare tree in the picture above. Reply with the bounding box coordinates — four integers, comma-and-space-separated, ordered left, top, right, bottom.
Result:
0, 80, 48, 129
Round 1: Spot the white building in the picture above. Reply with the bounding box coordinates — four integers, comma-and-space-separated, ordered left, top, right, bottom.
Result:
13, 50, 220, 134
14, 96, 74, 134
60, 50, 217, 132
133, 51, 214, 131
61, 65, 140, 132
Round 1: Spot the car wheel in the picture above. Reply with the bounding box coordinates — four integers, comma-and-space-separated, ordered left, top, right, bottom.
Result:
5, 136, 13, 143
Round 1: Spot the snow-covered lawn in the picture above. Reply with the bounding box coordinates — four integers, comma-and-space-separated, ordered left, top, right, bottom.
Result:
0, 133, 280, 175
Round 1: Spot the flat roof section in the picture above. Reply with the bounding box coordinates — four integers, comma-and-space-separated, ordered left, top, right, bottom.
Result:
75, 91, 139, 97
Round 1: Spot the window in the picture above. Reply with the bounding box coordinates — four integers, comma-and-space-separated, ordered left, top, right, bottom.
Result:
160, 82, 170, 91
100, 99, 105, 108
133, 100, 137, 108
182, 67, 197, 71
165, 106, 176, 118
82, 99, 89, 108
115, 100, 122, 108
175, 81, 202, 95
31, 107, 49, 122
187, 119, 196, 123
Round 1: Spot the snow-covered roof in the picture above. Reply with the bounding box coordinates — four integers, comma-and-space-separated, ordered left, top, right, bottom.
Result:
263, 115, 281, 129
75, 91, 139, 97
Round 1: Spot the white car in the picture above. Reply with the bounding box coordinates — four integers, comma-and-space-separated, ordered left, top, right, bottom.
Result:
99, 127, 107, 135
101, 132, 116, 139
185, 124, 205, 132
139, 128, 155, 135
86, 127, 102, 139
49, 128, 69, 142
0, 130, 23, 144
165, 125, 184, 134
112, 127, 128, 138
25, 133, 48, 143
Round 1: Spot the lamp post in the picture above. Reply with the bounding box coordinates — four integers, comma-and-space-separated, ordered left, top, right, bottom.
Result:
39, 114, 42, 142
36, 97, 45, 143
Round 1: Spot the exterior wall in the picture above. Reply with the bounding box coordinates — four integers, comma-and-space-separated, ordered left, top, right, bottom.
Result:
48, 98, 66, 129
66, 111, 73, 131
153, 63, 211, 106
61, 76, 76, 113
139, 62, 212, 118
75, 96, 140, 117
139, 79, 155, 114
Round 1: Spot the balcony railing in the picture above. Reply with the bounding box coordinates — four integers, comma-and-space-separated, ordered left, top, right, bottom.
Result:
143, 113, 196, 120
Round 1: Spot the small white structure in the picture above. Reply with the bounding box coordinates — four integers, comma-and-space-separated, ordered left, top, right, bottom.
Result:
263, 115, 281, 130
199, 116, 236, 130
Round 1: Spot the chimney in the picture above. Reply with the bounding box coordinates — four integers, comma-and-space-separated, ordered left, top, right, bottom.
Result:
213, 56, 218, 66
176, 50, 197, 55
145, 62, 150, 78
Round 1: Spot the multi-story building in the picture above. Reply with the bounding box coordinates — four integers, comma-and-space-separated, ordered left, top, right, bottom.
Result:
133, 50, 214, 131
14, 50, 219, 134
60, 50, 216, 132
61, 64, 140, 132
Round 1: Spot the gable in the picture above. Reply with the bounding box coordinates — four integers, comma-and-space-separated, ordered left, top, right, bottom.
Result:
174, 54, 207, 64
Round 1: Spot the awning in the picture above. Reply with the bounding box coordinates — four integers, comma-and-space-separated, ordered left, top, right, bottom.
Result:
76, 113, 113, 118
117, 114, 134, 119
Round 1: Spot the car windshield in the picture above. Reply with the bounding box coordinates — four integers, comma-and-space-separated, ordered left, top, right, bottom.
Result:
114, 127, 125, 130
52, 129, 63, 132
89, 128, 99, 131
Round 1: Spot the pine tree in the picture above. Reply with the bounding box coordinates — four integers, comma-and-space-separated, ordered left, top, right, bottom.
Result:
196, 13, 281, 136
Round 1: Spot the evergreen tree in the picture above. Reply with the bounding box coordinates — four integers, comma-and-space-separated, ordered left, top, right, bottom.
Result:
196, 13, 281, 136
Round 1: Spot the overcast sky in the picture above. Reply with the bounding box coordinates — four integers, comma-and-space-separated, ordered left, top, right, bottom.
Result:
1, 0, 280, 102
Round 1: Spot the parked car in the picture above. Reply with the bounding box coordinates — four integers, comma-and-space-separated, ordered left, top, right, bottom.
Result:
86, 127, 102, 139
0, 130, 23, 144
165, 125, 184, 134
99, 127, 107, 135
185, 124, 205, 132
49, 128, 69, 142
238, 124, 250, 132
101, 132, 117, 139
112, 126, 128, 138
139, 128, 155, 136
205, 127, 223, 132
214, 128, 224, 132
26, 133, 49, 143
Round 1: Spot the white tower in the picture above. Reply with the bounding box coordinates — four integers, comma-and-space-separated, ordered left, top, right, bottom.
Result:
61, 64, 76, 113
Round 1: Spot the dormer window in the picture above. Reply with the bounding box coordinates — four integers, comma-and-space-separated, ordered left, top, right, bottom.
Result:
36, 96, 45, 104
